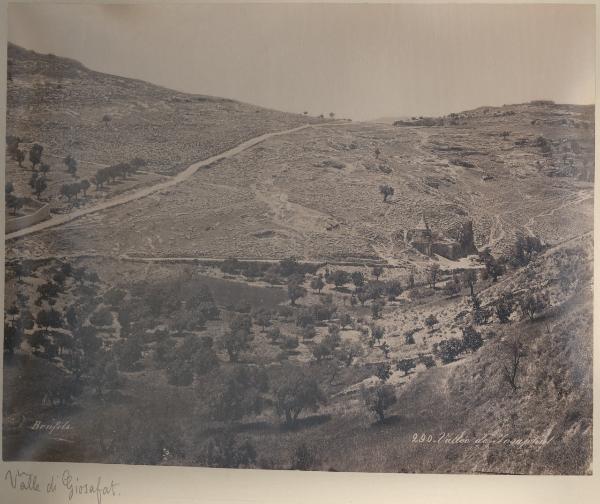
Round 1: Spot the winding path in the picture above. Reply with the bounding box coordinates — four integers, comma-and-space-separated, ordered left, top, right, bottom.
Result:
6, 122, 348, 241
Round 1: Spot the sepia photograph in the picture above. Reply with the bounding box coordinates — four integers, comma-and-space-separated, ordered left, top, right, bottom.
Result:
2, 2, 595, 476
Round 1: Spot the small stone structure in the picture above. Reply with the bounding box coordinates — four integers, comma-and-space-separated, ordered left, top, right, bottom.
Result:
404, 215, 473, 260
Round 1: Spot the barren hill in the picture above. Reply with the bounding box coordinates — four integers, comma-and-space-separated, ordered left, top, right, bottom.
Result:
6, 42, 320, 176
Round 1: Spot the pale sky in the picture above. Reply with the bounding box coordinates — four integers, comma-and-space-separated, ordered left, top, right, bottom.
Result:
7, 3, 596, 120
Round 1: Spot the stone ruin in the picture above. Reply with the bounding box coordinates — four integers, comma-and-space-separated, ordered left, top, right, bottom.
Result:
403, 215, 476, 260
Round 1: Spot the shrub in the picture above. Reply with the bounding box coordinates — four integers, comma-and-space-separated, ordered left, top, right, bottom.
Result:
434, 338, 464, 364
495, 293, 515, 323
418, 354, 436, 369
374, 362, 392, 382
280, 335, 299, 350
461, 326, 483, 352
396, 358, 416, 376
424, 314, 438, 330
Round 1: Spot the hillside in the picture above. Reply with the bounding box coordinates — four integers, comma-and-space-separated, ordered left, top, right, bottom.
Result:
9, 101, 593, 268
5, 43, 322, 217
3, 229, 592, 473
3, 44, 594, 476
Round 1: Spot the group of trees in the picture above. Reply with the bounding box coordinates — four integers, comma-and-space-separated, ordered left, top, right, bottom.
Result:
91, 158, 146, 189
60, 179, 90, 202
207, 363, 326, 429
5, 137, 151, 208
433, 325, 483, 364
6, 137, 50, 200
219, 256, 318, 286
155, 334, 219, 386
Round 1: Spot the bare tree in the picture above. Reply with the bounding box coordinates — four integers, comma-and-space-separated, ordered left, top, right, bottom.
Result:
501, 335, 526, 392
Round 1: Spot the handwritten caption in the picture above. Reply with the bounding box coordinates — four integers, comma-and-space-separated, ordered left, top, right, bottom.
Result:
411, 431, 555, 448
4, 469, 119, 504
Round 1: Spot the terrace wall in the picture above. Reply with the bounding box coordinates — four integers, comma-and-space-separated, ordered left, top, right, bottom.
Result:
6, 201, 51, 233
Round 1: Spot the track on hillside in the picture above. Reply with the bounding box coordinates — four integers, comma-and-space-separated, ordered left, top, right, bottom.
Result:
5, 122, 350, 241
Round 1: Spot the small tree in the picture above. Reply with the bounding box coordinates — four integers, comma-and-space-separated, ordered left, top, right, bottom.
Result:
364, 384, 396, 422
275, 368, 326, 426
6, 192, 24, 216
312, 341, 333, 362
520, 292, 548, 321
252, 309, 272, 332
351, 271, 365, 291
371, 301, 384, 320
501, 335, 526, 392
35, 308, 63, 335
371, 324, 385, 344
63, 154, 77, 177
280, 335, 299, 351
380, 341, 391, 359
379, 184, 394, 202
336, 340, 363, 366
461, 270, 476, 297
102, 114, 112, 127
428, 263, 440, 289
29, 143, 43, 170
15, 149, 25, 168
372, 266, 384, 280
310, 276, 325, 293
495, 293, 515, 323
33, 176, 47, 199
434, 338, 464, 364
221, 328, 254, 362
4, 323, 21, 356
39, 163, 50, 175
330, 270, 350, 289
424, 314, 438, 331
79, 179, 90, 197
375, 362, 392, 382
396, 358, 416, 376
288, 281, 307, 306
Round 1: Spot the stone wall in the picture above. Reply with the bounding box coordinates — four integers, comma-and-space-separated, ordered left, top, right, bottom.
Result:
6, 202, 51, 233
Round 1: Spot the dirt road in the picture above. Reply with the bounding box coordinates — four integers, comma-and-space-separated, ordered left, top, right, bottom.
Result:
6, 122, 349, 241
